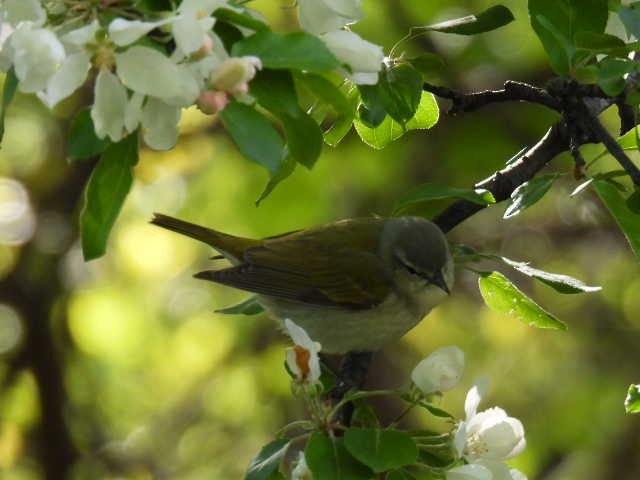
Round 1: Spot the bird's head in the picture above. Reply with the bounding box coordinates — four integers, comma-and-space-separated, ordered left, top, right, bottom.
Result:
380, 217, 453, 294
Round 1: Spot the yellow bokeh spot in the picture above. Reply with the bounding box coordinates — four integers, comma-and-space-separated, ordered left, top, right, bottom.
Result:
0, 422, 23, 468
204, 366, 261, 424
171, 313, 235, 380
115, 222, 197, 278
67, 287, 149, 363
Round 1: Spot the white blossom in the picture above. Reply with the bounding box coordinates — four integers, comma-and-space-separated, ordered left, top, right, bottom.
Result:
291, 452, 313, 480
447, 464, 492, 480
319, 30, 383, 85
115, 46, 200, 106
411, 346, 464, 394
210, 56, 262, 94
284, 319, 322, 384
141, 97, 181, 150
0, 0, 46, 27
91, 68, 128, 142
298, 0, 363, 35
9, 23, 65, 92
452, 379, 527, 480
474, 460, 528, 480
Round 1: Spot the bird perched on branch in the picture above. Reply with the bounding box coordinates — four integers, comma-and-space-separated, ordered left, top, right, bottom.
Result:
151, 214, 454, 354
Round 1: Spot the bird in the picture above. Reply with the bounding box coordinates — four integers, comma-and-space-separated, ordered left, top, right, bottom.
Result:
150, 213, 454, 354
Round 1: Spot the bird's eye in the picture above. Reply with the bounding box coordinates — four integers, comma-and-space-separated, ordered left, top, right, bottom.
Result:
404, 264, 419, 276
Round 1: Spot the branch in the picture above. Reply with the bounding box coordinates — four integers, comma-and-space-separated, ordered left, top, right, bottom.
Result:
432, 122, 569, 233
423, 80, 562, 114
578, 100, 640, 186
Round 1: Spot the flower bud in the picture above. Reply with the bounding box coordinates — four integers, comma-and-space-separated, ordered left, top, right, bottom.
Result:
411, 346, 464, 394
210, 56, 262, 94
284, 319, 321, 384
196, 90, 229, 114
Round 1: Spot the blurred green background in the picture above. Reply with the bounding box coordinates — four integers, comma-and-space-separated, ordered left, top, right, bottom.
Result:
1, 1, 640, 479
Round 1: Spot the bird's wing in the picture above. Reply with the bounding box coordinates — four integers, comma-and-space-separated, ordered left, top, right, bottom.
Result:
195, 218, 393, 309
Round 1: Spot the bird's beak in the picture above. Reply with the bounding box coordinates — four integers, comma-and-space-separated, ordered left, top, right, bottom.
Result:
432, 270, 451, 295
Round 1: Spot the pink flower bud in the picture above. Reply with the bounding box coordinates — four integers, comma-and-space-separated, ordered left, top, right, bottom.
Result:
196, 90, 229, 114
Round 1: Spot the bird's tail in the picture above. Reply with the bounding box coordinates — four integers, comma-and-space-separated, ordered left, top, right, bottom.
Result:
150, 213, 256, 258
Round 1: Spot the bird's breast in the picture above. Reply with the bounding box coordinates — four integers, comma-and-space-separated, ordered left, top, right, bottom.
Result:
260, 282, 447, 354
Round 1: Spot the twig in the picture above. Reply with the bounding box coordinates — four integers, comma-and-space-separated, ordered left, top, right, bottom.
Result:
432, 123, 570, 233
578, 100, 640, 186
423, 80, 562, 114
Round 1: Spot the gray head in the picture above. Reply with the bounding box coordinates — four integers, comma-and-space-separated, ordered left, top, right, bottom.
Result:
380, 216, 452, 293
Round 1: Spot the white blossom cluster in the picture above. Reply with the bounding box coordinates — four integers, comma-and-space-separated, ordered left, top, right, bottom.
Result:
0, 0, 384, 151
284, 320, 528, 480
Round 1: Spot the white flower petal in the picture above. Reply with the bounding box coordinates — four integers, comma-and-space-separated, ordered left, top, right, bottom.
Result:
475, 460, 515, 480
465, 376, 489, 421
320, 30, 383, 84
298, 0, 363, 35
109, 18, 169, 46
509, 468, 527, 480
454, 422, 467, 458
91, 68, 128, 142
291, 452, 312, 480
446, 464, 492, 480
141, 97, 180, 150
42, 51, 90, 107
2, 0, 46, 27
284, 319, 319, 351
10, 25, 66, 93
411, 345, 464, 394
62, 20, 100, 48
124, 92, 145, 133
115, 46, 200, 106
172, 16, 215, 56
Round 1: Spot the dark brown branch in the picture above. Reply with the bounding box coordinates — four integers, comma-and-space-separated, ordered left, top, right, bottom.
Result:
578, 100, 640, 186
432, 123, 570, 233
423, 80, 562, 114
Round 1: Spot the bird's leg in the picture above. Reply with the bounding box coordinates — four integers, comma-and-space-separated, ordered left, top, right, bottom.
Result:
329, 352, 373, 429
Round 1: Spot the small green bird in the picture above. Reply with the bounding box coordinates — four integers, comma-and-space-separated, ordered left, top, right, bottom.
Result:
151, 214, 454, 354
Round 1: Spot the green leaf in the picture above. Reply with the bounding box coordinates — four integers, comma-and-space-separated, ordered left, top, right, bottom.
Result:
386, 470, 417, 480
0, 68, 19, 143
354, 91, 438, 149
501, 257, 602, 293
375, 64, 424, 125
424, 5, 515, 35
251, 69, 301, 118
280, 112, 323, 169
626, 188, 640, 213
80, 132, 139, 261
256, 154, 297, 206
232, 32, 340, 73
357, 85, 387, 128
250, 70, 323, 169
418, 402, 454, 418
593, 178, 640, 258
574, 31, 628, 52
503, 173, 559, 219
529, 0, 609, 75
216, 295, 265, 315
220, 100, 285, 175
619, 3, 640, 38
295, 72, 353, 117
344, 428, 418, 473
324, 86, 360, 147
393, 183, 495, 215
245, 439, 290, 480
625, 384, 640, 414
406, 53, 446, 77
478, 271, 567, 330
214, 7, 270, 32
306, 433, 373, 480
597, 58, 637, 96
67, 108, 110, 162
